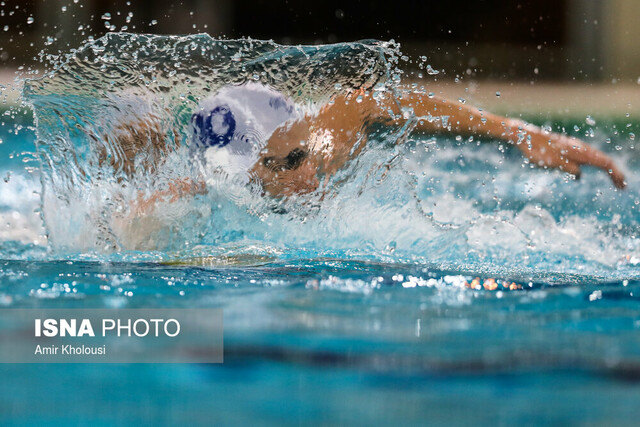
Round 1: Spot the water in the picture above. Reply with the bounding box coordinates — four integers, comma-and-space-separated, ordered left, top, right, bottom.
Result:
2, 34, 640, 425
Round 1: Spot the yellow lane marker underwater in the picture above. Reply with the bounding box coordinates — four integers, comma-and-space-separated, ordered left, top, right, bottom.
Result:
161, 254, 276, 267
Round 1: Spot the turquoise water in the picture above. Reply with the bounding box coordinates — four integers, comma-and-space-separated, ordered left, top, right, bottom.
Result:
2, 34, 640, 425
3, 116, 640, 425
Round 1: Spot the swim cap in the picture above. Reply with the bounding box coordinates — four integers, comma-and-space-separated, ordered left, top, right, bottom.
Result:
189, 83, 301, 184
190, 104, 237, 148
190, 83, 299, 152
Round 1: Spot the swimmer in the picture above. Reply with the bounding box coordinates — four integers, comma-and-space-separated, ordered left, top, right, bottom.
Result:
129, 82, 626, 214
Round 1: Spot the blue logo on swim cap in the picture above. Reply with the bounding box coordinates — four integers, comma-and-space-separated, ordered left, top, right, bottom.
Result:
191, 104, 236, 148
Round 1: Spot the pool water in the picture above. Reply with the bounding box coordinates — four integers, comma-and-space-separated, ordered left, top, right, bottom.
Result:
1, 33, 640, 425
2, 104, 640, 425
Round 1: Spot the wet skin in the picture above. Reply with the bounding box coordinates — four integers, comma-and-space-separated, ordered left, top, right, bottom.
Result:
133, 87, 626, 213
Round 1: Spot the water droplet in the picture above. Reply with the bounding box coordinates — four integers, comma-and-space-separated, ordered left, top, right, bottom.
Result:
26, 16, 34, 24
495, 91, 501, 98
427, 92, 434, 98
426, 65, 439, 75
61, 6, 67, 12
356, 95, 363, 103
2, 26, 8, 32
101, 13, 111, 20
150, 19, 157, 26
334, 83, 342, 90
585, 115, 596, 126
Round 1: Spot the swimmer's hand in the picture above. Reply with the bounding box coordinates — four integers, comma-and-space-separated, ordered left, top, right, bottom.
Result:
510, 120, 626, 189
133, 178, 207, 215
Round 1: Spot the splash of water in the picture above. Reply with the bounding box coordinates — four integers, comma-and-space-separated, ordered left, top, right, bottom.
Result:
23, 33, 398, 252
17, 32, 640, 278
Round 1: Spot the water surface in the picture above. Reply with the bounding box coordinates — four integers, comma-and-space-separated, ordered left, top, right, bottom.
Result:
1, 34, 640, 425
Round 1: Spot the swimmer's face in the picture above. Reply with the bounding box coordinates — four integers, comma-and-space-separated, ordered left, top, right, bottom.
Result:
191, 104, 236, 148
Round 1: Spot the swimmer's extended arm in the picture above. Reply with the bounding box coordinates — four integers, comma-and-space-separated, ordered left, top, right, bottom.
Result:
390, 90, 626, 188
287, 90, 625, 189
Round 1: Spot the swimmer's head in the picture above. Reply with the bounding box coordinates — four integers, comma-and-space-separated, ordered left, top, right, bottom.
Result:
191, 104, 236, 148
